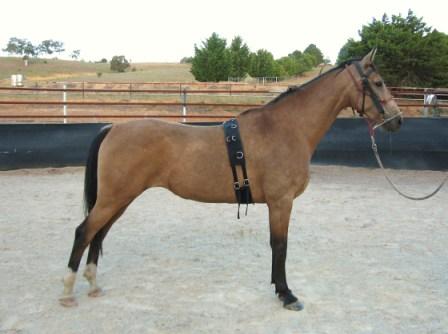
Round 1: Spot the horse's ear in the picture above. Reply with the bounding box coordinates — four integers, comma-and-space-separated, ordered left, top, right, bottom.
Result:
362, 48, 377, 67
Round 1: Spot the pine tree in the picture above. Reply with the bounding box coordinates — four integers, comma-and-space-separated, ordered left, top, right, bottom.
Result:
191, 33, 230, 82
228, 36, 250, 79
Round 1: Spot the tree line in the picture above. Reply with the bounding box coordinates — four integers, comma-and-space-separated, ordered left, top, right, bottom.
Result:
191, 10, 448, 87
2, 37, 81, 60
190, 33, 326, 82
2, 38, 131, 73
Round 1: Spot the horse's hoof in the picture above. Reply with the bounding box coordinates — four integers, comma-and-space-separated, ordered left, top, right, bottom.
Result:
284, 300, 304, 311
59, 295, 78, 307
88, 287, 104, 298
279, 291, 304, 311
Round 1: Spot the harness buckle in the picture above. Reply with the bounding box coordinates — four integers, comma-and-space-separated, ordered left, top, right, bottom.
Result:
236, 151, 244, 159
226, 135, 237, 143
234, 182, 241, 190
243, 179, 250, 186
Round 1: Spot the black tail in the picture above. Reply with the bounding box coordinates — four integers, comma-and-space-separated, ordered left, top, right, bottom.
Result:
83, 125, 112, 216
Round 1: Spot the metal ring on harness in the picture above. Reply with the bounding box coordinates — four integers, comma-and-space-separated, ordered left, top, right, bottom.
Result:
226, 135, 237, 143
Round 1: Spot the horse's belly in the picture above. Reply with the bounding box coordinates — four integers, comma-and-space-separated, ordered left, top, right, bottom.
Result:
167, 174, 237, 204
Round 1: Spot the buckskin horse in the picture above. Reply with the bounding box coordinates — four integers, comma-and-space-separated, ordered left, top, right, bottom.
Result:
60, 50, 402, 310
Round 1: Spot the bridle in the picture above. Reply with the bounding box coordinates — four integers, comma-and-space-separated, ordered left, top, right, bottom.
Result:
345, 60, 447, 200
345, 60, 402, 129
345, 59, 402, 139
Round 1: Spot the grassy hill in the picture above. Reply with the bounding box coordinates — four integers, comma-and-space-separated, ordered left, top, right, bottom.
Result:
0, 57, 195, 83
0, 56, 331, 89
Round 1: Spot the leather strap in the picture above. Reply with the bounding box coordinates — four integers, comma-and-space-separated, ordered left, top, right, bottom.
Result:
223, 118, 253, 218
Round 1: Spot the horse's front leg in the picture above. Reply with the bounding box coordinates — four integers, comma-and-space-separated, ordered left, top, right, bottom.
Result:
268, 198, 304, 311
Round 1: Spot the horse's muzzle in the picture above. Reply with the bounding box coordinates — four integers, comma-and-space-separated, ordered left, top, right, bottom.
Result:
379, 113, 403, 132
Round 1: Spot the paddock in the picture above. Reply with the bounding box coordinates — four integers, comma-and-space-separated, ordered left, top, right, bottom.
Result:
0, 165, 447, 333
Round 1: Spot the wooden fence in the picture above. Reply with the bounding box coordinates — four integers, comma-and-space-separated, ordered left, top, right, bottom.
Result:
0, 83, 446, 123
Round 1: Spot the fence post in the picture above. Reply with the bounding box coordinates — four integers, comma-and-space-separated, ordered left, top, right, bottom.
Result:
423, 90, 438, 117
182, 89, 187, 122
62, 83, 67, 124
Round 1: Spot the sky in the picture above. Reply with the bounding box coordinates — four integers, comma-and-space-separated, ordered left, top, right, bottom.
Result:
0, 0, 447, 64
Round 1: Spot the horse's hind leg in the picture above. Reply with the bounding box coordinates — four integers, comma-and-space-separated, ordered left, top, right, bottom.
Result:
83, 207, 127, 297
82, 222, 112, 298
59, 204, 125, 307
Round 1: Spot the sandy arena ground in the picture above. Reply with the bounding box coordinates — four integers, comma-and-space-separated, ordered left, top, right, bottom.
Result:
0, 165, 447, 334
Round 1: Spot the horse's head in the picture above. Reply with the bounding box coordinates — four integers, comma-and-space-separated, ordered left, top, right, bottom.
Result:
346, 49, 402, 132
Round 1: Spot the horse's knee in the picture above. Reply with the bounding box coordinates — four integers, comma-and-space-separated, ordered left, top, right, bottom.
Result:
271, 235, 288, 253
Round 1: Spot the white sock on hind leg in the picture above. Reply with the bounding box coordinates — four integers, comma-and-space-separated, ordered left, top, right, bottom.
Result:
62, 268, 77, 296
84, 263, 103, 296
59, 269, 78, 307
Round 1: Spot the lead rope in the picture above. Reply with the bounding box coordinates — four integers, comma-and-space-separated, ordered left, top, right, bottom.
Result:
368, 122, 448, 200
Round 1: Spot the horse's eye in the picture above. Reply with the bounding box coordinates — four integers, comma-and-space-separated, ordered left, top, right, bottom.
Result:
375, 80, 383, 87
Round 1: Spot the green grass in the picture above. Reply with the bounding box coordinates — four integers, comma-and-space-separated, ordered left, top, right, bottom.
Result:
0, 57, 195, 83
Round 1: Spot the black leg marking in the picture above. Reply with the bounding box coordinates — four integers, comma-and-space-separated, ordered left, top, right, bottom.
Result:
68, 219, 89, 272
271, 235, 289, 294
270, 235, 304, 311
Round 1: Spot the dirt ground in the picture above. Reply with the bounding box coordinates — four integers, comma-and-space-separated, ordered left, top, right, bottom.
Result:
0, 165, 447, 334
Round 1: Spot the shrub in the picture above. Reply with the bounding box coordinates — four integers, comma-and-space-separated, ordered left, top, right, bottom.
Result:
110, 55, 130, 73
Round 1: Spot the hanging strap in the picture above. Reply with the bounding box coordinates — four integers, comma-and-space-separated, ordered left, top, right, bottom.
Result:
223, 118, 253, 218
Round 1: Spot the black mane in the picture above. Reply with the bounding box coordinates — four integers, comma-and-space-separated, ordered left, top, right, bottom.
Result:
265, 58, 362, 106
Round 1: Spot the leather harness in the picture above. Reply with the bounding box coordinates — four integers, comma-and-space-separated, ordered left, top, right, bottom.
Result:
223, 118, 253, 218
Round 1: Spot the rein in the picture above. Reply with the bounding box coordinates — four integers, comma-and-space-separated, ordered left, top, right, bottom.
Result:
368, 121, 448, 201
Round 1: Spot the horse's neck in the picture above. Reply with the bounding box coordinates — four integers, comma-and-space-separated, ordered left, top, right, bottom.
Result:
272, 70, 352, 151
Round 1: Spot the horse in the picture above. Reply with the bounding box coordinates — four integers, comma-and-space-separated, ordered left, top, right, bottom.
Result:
59, 49, 402, 311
